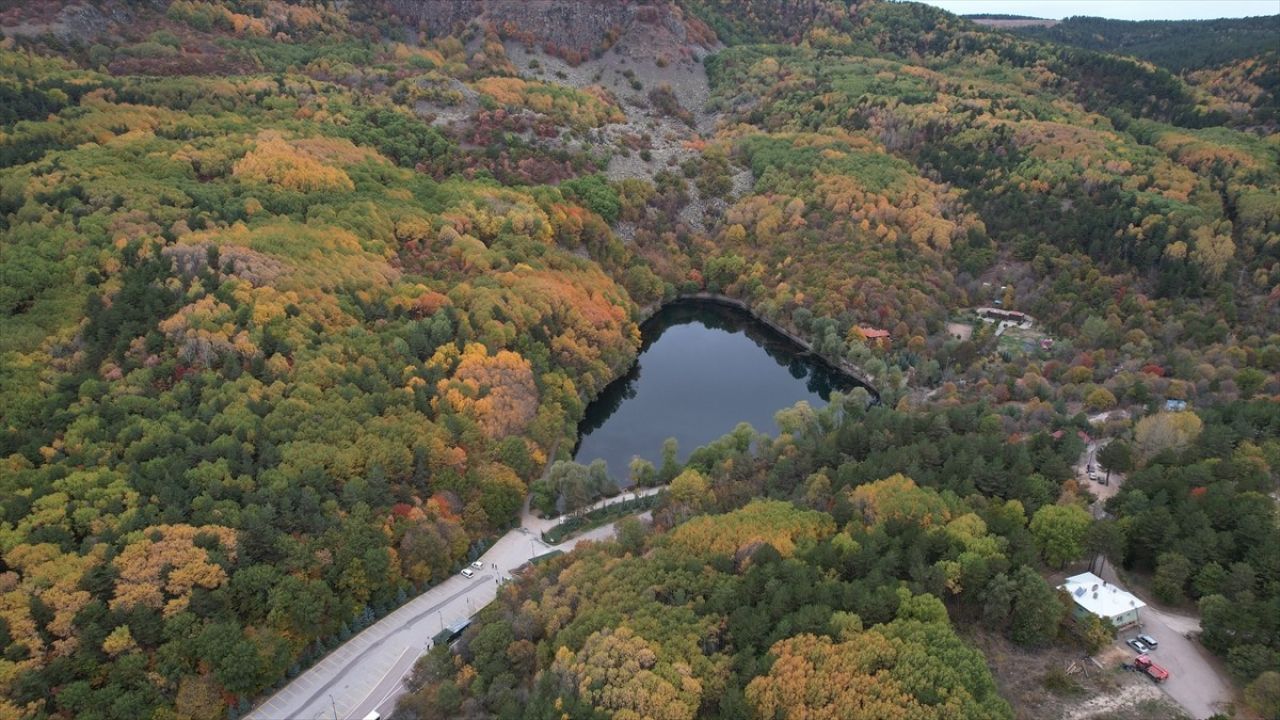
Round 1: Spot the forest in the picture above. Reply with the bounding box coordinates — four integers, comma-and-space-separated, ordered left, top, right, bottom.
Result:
397, 395, 1078, 719
1009, 15, 1280, 75
1005, 16, 1279, 130
0, 0, 1277, 718
396, 395, 1280, 718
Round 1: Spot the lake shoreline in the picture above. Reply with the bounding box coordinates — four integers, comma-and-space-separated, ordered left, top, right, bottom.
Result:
638, 292, 879, 396
564, 293, 881, 476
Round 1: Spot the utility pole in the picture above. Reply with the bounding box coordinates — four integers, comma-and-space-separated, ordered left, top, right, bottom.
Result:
329, 694, 337, 720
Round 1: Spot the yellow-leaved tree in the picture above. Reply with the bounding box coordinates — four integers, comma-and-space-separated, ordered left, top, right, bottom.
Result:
233, 131, 354, 192
746, 633, 921, 720
1134, 411, 1204, 461
435, 343, 539, 439
847, 474, 950, 528
552, 626, 699, 720
666, 500, 834, 558
112, 524, 237, 617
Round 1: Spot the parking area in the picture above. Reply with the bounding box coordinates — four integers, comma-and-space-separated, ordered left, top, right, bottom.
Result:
1113, 604, 1234, 719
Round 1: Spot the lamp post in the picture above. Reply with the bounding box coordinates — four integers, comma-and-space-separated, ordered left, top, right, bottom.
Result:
329, 694, 337, 720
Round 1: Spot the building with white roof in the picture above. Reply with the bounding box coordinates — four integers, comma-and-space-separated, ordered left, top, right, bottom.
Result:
1059, 572, 1145, 629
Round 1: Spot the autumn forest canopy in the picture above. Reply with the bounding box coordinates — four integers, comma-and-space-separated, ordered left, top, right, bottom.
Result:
0, 1, 1278, 719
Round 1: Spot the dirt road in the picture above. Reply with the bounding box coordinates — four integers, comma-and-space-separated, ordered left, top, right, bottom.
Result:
1077, 436, 1123, 518
1075, 427, 1234, 719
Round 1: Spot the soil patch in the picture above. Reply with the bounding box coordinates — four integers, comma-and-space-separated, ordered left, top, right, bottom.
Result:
966, 628, 1190, 720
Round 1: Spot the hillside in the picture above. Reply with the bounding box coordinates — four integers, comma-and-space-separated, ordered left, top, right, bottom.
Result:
1009, 15, 1280, 74
395, 397, 1280, 719
967, 16, 1058, 29
0, 1, 1277, 719
1004, 15, 1280, 130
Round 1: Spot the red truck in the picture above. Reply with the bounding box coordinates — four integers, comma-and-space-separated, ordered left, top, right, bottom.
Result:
1134, 655, 1170, 683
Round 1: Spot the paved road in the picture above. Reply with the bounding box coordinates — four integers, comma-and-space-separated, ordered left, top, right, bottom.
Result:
247, 489, 661, 720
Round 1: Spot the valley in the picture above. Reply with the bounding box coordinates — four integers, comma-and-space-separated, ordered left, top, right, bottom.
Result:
0, 2, 1276, 720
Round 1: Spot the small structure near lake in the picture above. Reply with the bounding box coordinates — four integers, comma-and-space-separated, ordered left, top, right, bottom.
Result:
854, 326, 891, 348
976, 307, 1033, 325
948, 308, 1054, 358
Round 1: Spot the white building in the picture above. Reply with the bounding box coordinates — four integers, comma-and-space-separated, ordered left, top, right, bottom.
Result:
1059, 572, 1145, 629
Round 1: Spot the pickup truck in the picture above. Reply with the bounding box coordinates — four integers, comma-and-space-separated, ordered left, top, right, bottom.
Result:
1134, 654, 1169, 683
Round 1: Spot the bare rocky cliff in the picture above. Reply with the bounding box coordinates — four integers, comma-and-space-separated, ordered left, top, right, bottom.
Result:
384, 0, 716, 59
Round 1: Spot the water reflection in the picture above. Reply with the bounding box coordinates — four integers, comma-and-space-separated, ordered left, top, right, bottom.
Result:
573, 300, 868, 481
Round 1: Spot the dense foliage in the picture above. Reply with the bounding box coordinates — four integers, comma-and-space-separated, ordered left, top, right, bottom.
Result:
677, 1, 1280, 412
1006, 16, 1280, 130
396, 393, 1096, 719
1011, 15, 1280, 75
1105, 400, 1280, 697
0, 0, 1276, 717
0, 14, 645, 717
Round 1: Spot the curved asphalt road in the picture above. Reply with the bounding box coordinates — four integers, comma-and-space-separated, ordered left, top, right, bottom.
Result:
246, 489, 661, 720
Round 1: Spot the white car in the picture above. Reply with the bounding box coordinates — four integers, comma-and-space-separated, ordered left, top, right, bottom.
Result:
471, 560, 484, 569
460, 568, 475, 578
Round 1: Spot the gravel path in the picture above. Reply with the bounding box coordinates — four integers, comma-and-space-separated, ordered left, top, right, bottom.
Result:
1099, 564, 1235, 719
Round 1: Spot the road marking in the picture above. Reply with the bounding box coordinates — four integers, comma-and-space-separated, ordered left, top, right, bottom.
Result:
350, 645, 414, 717
371, 660, 414, 716
248, 576, 493, 719
249, 489, 664, 719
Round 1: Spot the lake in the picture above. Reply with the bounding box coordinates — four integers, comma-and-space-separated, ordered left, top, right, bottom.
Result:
573, 300, 868, 482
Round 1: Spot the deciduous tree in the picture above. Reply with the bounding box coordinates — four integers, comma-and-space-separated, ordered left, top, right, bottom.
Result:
1029, 504, 1091, 568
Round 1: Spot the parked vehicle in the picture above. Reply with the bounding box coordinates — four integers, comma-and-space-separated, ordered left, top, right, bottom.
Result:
1134, 654, 1169, 683
1137, 634, 1158, 649
471, 560, 484, 569
461, 568, 475, 578
1127, 638, 1150, 654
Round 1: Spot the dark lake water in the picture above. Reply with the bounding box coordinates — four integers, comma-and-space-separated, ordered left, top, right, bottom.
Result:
573, 300, 867, 482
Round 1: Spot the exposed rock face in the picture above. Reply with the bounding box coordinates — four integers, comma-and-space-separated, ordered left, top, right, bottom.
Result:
0, 1, 137, 43
385, 0, 715, 59
383, 0, 486, 37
